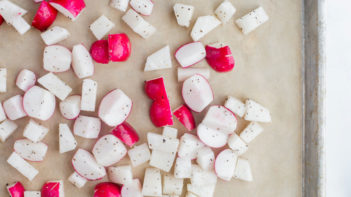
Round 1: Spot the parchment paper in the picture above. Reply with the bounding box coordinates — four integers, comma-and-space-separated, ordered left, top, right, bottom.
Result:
0, 0, 302, 196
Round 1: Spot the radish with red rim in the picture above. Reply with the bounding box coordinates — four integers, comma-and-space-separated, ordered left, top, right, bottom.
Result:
108, 33, 131, 62
90, 15, 115, 40
111, 122, 139, 147
7, 182, 25, 197
41, 26, 70, 45
60, 95, 81, 120
150, 100, 173, 127
197, 123, 228, 148
205, 44, 235, 72
49, 0, 86, 21
94, 182, 121, 197
175, 42, 206, 68
214, 149, 237, 181
90, 40, 109, 64
0, 120, 18, 142
16, 69, 36, 92
43, 45, 72, 73
73, 115, 101, 139
41, 180, 64, 197
14, 139, 48, 162
72, 44, 94, 79
224, 96, 246, 118
144, 77, 168, 101
72, 149, 106, 180
173, 104, 196, 131
7, 152, 39, 181
32, 1, 57, 32
3, 95, 27, 120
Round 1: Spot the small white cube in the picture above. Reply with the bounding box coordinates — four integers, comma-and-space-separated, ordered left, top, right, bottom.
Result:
0, 68, 6, 92
110, 0, 129, 12
38, 72, 72, 101
240, 122, 264, 143
142, 168, 162, 197
24, 191, 41, 197
68, 172, 87, 188
233, 157, 253, 182
7, 152, 39, 181
235, 6, 269, 34
215, 0, 236, 23
3, 95, 26, 120
163, 174, 183, 196
227, 133, 248, 155
162, 127, 178, 139
0, 103, 7, 122
41, 26, 70, 45
23, 119, 49, 143
80, 79, 97, 112
224, 96, 246, 118
90, 15, 115, 40
149, 150, 176, 172
108, 165, 133, 185
0, 120, 18, 142
128, 143, 151, 167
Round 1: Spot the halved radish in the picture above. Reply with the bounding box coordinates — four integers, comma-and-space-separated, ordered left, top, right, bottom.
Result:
108, 33, 131, 62
0, 120, 18, 142
191, 165, 217, 186
110, 0, 130, 12
108, 165, 133, 185
72, 44, 94, 79
244, 99, 271, 122
197, 123, 227, 148
144, 45, 172, 71
72, 149, 106, 180
175, 42, 206, 68
173, 3, 194, 28
173, 104, 195, 131
178, 133, 204, 159
127, 143, 150, 167
177, 67, 210, 82
130, 0, 153, 16
68, 172, 87, 188
7, 152, 38, 181
23, 119, 49, 143
38, 72, 72, 101
3, 95, 27, 120
215, 0, 236, 24
98, 89, 132, 127
122, 9, 156, 39
90, 15, 115, 40
205, 43, 235, 72
49, 0, 86, 21
7, 182, 25, 197
214, 149, 237, 181
43, 45, 72, 73
202, 105, 237, 135
41, 26, 70, 45
147, 132, 179, 153
239, 122, 263, 143
182, 74, 213, 112
191, 16, 221, 41
94, 182, 121, 197
163, 174, 183, 195
111, 122, 139, 147
224, 96, 246, 118
196, 146, 214, 171
14, 139, 48, 162
227, 133, 248, 155
149, 150, 176, 172
59, 123, 77, 153
24, 191, 41, 197
174, 157, 192, 178
121, 179, 143, 197
92, 134, 127, 166
90, 40, 109, 64
81, 79, 98, 112
233, 157, 253, 182
41, 180, 64, 197
73, 115, 101, 139
142, 168, 162, 197
150, 100, 173, 127
235, 6, 269, 35
59, 95, 81, 120
144, 77, 167, 101
16, 69, 36, 92
32, 1, 57, 32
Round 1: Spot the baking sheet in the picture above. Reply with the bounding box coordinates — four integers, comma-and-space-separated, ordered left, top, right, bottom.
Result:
0, 0, 303, 196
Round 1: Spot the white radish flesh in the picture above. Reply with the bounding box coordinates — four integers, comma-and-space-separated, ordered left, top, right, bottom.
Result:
197, 123, 227, 148
215, 149, 237, 181
215, 0, 236, 23
73, 115, 101, 139
178, 133, 204, 159
196, 146, 214, 171
9, 16, 30, 35
177, 67, 210, 82
224, 96, 246, 118
202, 105, 237, 135
24, 191, 41, 197
173, 3, 194, 27
162, 127, 178, 139
121, 179, 143, 197
14, 139, 48, 162
191, 165, 217, 186
43, 45, 72, 73
72, 44, 94, 79
187, 184, 216, 197
72, 149, 106, 180
122, 9, 156, 38
68, 171, 87, 188
92, 134, 127, 166
142, 168, 162, 197
227, 133, 248, 155
144, 45, 172, 71
3, 95, 27, 120
23, 119, 49, 143
163, 174, 183, 195
239, 122, 264, 143
59, 123, 77, 153
149, 150, 176, 172
90, 15, 115, 40
191, 16, 221, 41
0, 103, 6, 122
244, 99, 271, 122
0, 120, 18, 142
41, 26, 70, 45
0, 68, 6, 92
233, 157, 253, 182
16, 69, 36, 92
7, 152, 38, 181
59, 95, 81, 120
81, 79, 97, 112
108, 165, 133, 185
38, 72, 72, 101
186, 192, 198, 197
235, 6, 269, 35
147, 132, 179, 153
128, 143, 151, 167
110, 0, 129, 12
0, 0, 27, 22
175, 42, 206, 68
174, 157, 192, 179
130, 0, 153, 16
49, 0, 85, 21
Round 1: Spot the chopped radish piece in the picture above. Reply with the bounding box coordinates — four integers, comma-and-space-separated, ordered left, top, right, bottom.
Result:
14, 139, 48, 162
72, 44, 95, 79
175, 42, 206, 68
73, 115, 101, 139
233, 157, 253, 182
144, 77, 168, 101
202, 105, 237, 134
150, 100, 173, 127
215, 149, 237, 181
0, 15, 3, 26
149, 150, 176, 172
0, 120, 17, 142
41, 26, 70, 45
147, 132, 179, 153
173, 105, 195, 131
130, 0, 153, 16
191, 16, 221, 41
72, 149, 106, 180
0, 103, 6, 122
0, 68, 6, 92
32, 1, 57, 31
174, 157, 192, 178
93, 134, 127, 166
227, 133, 248, 155
122, 9, 156, 38
177, 67, 210, 82
24, 191, 41, 197
33, 0, 43, 2
121, 179, 143, 197
81, 78, 97, 112
110, 0, 130, 12
191, 165, 217, 186
128, 143, 150, 167
197, 123, 227, 148
215, 0, 236, 23
16, 69, 36, 92
108, 165, 133, 184
144, 45, 172, 71
244, 99, 271, 122
60, 95, 80, 120
108, 33, 131, 62
182, 74, 213, 112
224, 96, 246, 118
9, 16, 31, 35
240, 122, 263, 143
59, 123, 77, 153
94, 182, 121, 197
7, 182, 25, 197
41, 180, 64, 197
98, 89, 132, 127
187, 184, 216, 197
142, 168, 162, 197
7, 152, 39, 181
236, 6, 269, 34
205, 44, 235, 72
90, 40, 109, 64
90, 15, 115, 40
162, 127, 178, 139
178, 133, 204, 159
43, 45, 72, 73
196, 146, 214, 171
0, 0, 27, 21
173, 3, 194, 28
111, 122, 140, 147
3, 95, 26, 120
49, 0, 86, 21
163, 174, 183, 195
68, 171, 87, 188
23, 119, 49, 143
186, 192, 198, 197
38, 72, 72, 101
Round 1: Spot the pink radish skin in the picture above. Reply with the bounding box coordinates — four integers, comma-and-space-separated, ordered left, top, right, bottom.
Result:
173, 104, 196, 131
175, 42, 206, 68
94, 182, 121, 197
108, 33, 131, 62
49, 0, 86, 21
112, 122, 140, 147
205, 44, 235, 72
202, 105, 237, 135
90, 40, 109, 64
197, 123, 228, 148
3, 95, 27, 120
7, 182, 25, 197
144, 77, 168, 101
32, 1, 58, 32
15, 69, 36, 92
41, 181, 64, 197
150, 100, 173, 127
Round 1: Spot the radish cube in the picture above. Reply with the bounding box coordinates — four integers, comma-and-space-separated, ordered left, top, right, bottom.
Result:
128, 143, 150, 167
49, 0, 86, 21
227, 133, 248, 155
23, 119, 49, 143
236, 6, 269, 34
191, 165, 217, 186
224, 96, 246, 118
202, 105, 237, 135
196, 146, 214, 171
41, 180, 64, 197
187, 184, 216, 197
240, 122, 264, 143
68, 171, 87, 188
130, 0, 153, 16
163, 174, 183, 195
244, 99, 271, 122
178, 133, 204, 159
73, 115, 101, 139
110, 0, 129, 12
174, 157, 192, 178
93, 134, 127, 166
16, 69, 36, 92
10, 16, 30, 35
0, 0, 27, 21
59, 123, 77, 153
162, 127, 178, 139
0, 120, 17, 142
43, 45, 72, 73
147, 132, 179, 153
175, 42, 206, 68
72, 44, 94, 79
7, 182, 25, 197
215, 0, 236, 23
215, 149, 237, 181
191, 16, 221, 41
233, 157, 253, 182
72, 149, 106, 181
41, 26, 70, 45
121, 179, 143, 197
149, 150, 176, 172
24, 191, 41, 197
7, 152, 39, 181
38, 72, 72, 101
0, 68, 6, 92
14, 139, 48, 162
142, 168, 162, 197
90, 15, 115, 40
3, 95, 26, 120
59, 95, 81, 120
81, 79, 97, 112
144, 45, 172, 71
0, 103, 6, 122
108, 165, 133, 184
177, 67, 209, 82
173, 3, 194, 28
122, 9, 156, 38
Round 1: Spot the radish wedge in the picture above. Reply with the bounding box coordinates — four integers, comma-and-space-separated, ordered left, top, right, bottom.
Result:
90, 40, 109, 64
215, 0, 236, 23
178, 133, 204, 159
0, 120, 17, 142
121, 179, 143, 197
49, 0, 86, 21
244, 99, 271, 122
224, 96, 246, 118
144, 77, 167, 101
235, 7, 269, 35
72, 149, 106, 180
196, 146, 215, 171
112, 122, 139, 147
215, 149, 237, 181
41, 180, 64, 197
182, 74, 213, 112
14, 139, 48, 162
94, 182, 121, 197
130, 0, 153, 16
175, 42, 206, 68
144, 45, 172, 71
23, 119, 49, 143
60, 95, 81, 120
108, 33, 131, 62
108, 165, 133, 185
142, 168, 162, 197
72, 44, 94, 79
239, 122, 264, 143
92, 134, 127, 166
233, 158, 253, 182
197, 123, 227, 148
163, 174, 183, 195
202, 105, 237, 135
73, 115, 101, 139
32, 1, 57, 32
41, 26, 70, 45
128, 143, 151, 167
110, 0, 130, 12
227, 133, 248, 155
150, 100, 173, 127
7, 152, 39, 181
68, 172, 87, 188
122, 9, 156, 39
0, 68, 6, 92
90, 15, 115, 40
173, 105, 196, 131
7, 182, 25, 197
81, 79, 98, 112
43, 45, 72, 73
173, 3, 194, 28
205, 44, 235, 72
59, 123, 77, 153
3, 95, 27, 120
191, 16, 221, 41
177, 67, 210, 82
16, 69, 36, 92
38, 72, 72, 101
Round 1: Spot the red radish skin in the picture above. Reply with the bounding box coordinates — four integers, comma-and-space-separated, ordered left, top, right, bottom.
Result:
32, 1, 58, 31
108, 34, 131, 62
173, 105, 196, 131
94, 182, 121, 197
112, 122, 139, 147
90, 40, 109, 64
205, 45, 235, 72
50, 0, 86, 20
0, 15, 4, 26
41, 181, 62, 197
150, 100, 173, 127
7, 182, 25, 197
144, 77, 168, 101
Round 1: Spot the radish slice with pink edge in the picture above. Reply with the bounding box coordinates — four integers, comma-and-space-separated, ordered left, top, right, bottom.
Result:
121, 179, 143, 197
43, 45, 72, 73
90, 40, 109, 64
197, 123, 228, 148
202, 105, 237, 135
7, 182, 25, 197
16, 69, 36, 92
59, 95, 81, 120
130, 0, 153, 16
49, 0, 86, 21
14, 139, 48, 162
215, 149, 238, 181
175, 42, 206, 68
72, 149, 106, 181
3, 95, 27, 120
173, 104, 196, 131
41, 180, 64, 197
73, 115, 101, 139
182, 74, 213, 112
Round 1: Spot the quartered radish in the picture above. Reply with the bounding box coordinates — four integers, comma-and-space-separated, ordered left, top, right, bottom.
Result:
23, 119, 49, 143
149, 150, 176, 172
90, 40, 109, 64
142, 168, 162, 197
60, 95, 80, 120
108, 33, 131, 62
68, 172, 87, 188
162, 127, 178, 139
174, 157, 192, 179
7, 152, 39, 181
130, 0, 153, 16
163, 174, 183, 195
224, 96, 246, 118
59, 123, 77, 153
127, 143, 150, 167
187, 184, 216, 197
94, 182, 121, 197
202, 105, 237, 134
178, 133, 204, 159
0, 119, 17, 141
144, 77, 167, 101
93, 134, 127, 166
24, 191, 41, 197
244, 99, 271, 122
108, 165, 133, 185
72, 44, 94, 79
14, 139, 48, 162
121, 179, 143, 197
81, 78, 97, 112
73, 115, 101, 139
0, 102, 6, 122
215, 0, 236, 23
175, 42, 206, 68
196, 146, 214, 171
235, 6, 269, 34
16, 69, 36, 92
9, 16, 31, 35
191, 165, 217, 186
233, 157, 253, 182
38, 72, 72, 101
122, 9, 156, 39
239, 122, 264, 143
41, 180, 64, 197
32, 1, 57, 31
227, 133, 248, 155
147, 132, 179, 153
3, 95, 26, 120
197, 123, 227, 148
173, 105, 196, 131
90, 15, 115, 40
50, 0, 86, 21
182, 74, 213, 112
173, 3, 194, 28
110, 0, 130, 12
41, 26, 70, 45
150, 100, 173, 127
7, 182, 25, 197
0, 68, 6, 92
215, 149, 237, 181
144, 45, 172, 71
205, 43, 235, 72
72, 149, 106, 180
191, 16, 221, 41
43, 45, 72, 73
112, 122, 139, 147
177, 67, 210, 82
